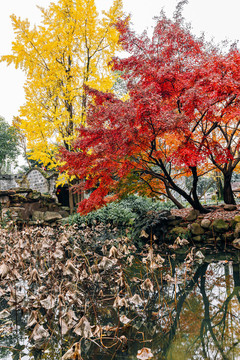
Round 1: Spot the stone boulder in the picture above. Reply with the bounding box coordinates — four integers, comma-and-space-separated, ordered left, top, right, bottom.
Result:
32, 211, 45, 222
186, 209, 199, 221
224, 204, 237, 211
0, 195, 10, 206
170, 226, 189, 235
234, 222, 240, 238
201, 219, 211, 229
234, 215, 240, 222
2, 207, 25, 221
32, 211, 62, 223
44, 211, 62, 223
0, 188, 69, 226
232, 239, 240, 249
190, 223, 204, 235
192, 235, 202, 242
212, 219, 229, 232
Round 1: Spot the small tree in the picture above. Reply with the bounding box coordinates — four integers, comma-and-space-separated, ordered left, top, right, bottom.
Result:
2, 0, 124, 211
0, 116, 19, 173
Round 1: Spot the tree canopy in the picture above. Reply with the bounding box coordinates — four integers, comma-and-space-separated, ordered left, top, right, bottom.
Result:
1, 0, 124, 177
60, 9, 240, 213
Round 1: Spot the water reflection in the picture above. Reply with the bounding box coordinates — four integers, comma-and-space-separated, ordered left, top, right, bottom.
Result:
154, 260, 240, 360
0, 232, 240, 360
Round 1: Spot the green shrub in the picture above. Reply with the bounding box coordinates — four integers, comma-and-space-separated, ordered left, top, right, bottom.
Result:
65, 195, 175, 239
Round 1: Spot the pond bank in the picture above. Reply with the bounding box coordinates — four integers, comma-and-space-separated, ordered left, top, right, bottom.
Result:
164, 204, 240, 249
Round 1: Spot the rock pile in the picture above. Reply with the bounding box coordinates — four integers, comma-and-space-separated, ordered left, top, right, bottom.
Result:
0, 188, 69, 226
168, 207, 240, 249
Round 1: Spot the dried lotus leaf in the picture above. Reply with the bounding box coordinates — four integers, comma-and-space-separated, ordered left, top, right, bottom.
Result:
0, 309, 11, 319
0, 263, 9, 278
137, 347, 154, 359
120, 315, 131, 324
129, 294, 144, 306
40, 295, 55, 310
74, 316, 93, 338
141, 278, 154, 292
31, 324, 49, 341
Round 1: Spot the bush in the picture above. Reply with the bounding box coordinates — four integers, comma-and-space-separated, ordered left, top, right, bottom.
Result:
65, 195, 175, 240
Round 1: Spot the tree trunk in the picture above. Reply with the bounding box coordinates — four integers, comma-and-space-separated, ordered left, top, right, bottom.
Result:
190, 166, 209, 213
165, 186, 184, 209
190, 196, 209, 213
146, 162, 209, 213
216, 172, 224, 200
69, 185, 74, 214
223, 172, 236, 204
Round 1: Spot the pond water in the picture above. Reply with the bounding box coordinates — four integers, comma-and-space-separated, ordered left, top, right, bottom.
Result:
0, 226, 240, 360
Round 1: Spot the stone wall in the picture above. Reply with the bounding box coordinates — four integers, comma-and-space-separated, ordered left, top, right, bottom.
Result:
0, 174, 18, 190
25, 169, 49, 193
0, 168, 57, 198
163, 207, 240, 249
138, 206, 240, 250
0, 188, 69, 226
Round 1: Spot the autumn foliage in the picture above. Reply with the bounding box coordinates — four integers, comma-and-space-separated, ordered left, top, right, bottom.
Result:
1, 0, 124, 176
61, 10, 240, 213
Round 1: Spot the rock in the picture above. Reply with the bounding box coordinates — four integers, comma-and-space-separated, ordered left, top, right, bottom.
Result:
225, 232, 234, 242
207, 236, 222, 242
234, 215, 240, 222
212, 219, 229, 232
224, 204, 237, 211
190, 223, 205, 235
32, 210, 63, 223
234, 222, 240, 237
28, 191, 42, 201
13, 203, 23, 207
206, 238, 216, 243
232, 239, 240, 249
186, 209, 199, 221
201, 219, 211, 229
2, 207, 25, 221
44, 211, 62, 223
9, 194, 28, 203
11, 207, 25, 219
58, 210, 69, 218
32, 211, 45, 221
170, 226, 189, 235
0, 195, 10, 204
41, 194, 55, 203
192, 235, 202, 242
61, 206, 70, 212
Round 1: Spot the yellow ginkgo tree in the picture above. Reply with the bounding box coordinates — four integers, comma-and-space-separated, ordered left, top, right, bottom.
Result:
1, 0, 124, 208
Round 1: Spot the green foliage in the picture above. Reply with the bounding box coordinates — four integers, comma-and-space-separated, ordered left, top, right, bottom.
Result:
0, 116, 19, 173
65, 195, 175, 241
0, 208, 11, 228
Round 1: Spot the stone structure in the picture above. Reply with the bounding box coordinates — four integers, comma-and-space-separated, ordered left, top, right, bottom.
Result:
0, 187, 69, 226
0, 168, 58, 198
139, 206, 240, 249
20, 168, 57, 198
0, 174, 18, 190
0, 168, 71, 226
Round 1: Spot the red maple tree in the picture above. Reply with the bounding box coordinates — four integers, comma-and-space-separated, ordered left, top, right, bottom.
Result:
60, 10, 240, 214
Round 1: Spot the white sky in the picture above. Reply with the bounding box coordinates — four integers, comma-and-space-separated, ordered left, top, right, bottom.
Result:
0, 0, 240, 124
